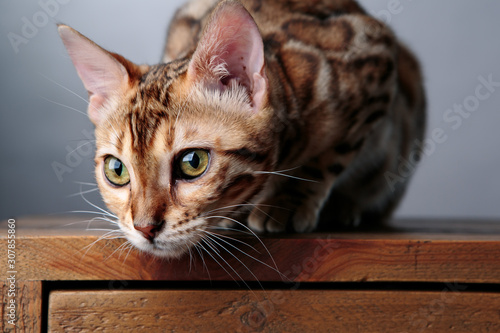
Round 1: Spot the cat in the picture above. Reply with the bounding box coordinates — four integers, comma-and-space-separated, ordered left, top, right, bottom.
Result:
58, 0, 425, 258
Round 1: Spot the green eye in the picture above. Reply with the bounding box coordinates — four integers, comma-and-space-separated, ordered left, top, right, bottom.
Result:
179, 149, 210, 179
104, 156, 130, 186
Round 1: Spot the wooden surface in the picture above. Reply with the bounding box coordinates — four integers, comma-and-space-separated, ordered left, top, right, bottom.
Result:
0, 281, 42, 333
48, 289, 500, 332
1, 216, 500, 332
1, 216, 500, 283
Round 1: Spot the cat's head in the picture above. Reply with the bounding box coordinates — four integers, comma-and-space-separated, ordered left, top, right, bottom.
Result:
59, 1, 277, 257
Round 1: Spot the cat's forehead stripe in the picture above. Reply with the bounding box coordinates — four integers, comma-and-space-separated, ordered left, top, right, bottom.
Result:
128, 109, 171, 159
125, 60, 190, 157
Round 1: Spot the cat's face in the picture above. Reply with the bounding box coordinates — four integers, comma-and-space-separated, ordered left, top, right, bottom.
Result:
94, 63, 275, 257
59, 1, 275, 257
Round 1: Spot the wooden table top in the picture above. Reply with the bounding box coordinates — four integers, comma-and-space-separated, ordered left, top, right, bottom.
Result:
2, 216, 500, 283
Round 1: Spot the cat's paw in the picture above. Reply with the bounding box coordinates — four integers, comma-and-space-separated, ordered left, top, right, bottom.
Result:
247, 197, 319, 233
291, 203, 321, 232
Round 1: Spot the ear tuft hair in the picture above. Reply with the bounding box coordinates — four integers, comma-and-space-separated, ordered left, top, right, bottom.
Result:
187, 0, 268, 113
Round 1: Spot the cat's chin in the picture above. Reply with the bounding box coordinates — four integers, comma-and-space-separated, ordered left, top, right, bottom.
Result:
130, 239, 191, 259
142, 244, 188, 259
126, 231, 201, 259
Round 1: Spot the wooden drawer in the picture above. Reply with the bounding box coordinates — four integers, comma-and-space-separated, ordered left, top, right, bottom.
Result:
48, 289, 500, 332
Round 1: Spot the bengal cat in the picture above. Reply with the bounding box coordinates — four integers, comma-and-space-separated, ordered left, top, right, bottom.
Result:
58, 0, 425, 258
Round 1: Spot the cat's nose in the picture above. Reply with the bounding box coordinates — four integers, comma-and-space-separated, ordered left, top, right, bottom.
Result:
134, 221, 165, 241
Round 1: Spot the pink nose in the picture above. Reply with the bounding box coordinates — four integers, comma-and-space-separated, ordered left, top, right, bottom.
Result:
134, 221, 164, 241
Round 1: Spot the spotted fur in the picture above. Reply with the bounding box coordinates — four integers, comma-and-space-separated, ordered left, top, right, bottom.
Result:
59, 0, 425, 258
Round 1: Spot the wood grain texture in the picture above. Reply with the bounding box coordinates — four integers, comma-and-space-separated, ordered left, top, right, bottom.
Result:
1, 217, 500, 283
1, 281, 42, 333
48, 289, 500, 332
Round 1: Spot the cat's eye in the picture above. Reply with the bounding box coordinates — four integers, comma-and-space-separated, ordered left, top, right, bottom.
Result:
179, 149, 210, 179
103, 156, 130, 186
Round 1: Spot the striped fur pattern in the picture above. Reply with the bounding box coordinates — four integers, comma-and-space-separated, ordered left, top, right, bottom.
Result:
59, 0, 425, 258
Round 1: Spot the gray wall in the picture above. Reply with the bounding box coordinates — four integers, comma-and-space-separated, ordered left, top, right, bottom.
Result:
1, 0, 499, 221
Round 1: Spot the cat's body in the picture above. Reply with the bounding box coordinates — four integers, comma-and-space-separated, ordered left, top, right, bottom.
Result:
59, 0, 425, 257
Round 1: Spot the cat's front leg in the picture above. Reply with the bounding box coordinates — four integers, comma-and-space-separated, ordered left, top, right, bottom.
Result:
248, 159, 344, 233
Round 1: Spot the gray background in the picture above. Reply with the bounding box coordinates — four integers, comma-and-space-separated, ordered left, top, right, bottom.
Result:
1, 0, 499, 221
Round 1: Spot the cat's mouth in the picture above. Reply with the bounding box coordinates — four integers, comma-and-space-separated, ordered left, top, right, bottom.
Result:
124, 227, 203, 259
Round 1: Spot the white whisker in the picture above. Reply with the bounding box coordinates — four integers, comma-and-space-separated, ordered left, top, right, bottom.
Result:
190, 241, 211, 281
204, 215, 283, 281
186, 243, 194, 274
67, 187, 100, 198
202, 237, 255, 291
89, 216, 119, 225
198, 240, 238, 285
202, 230, 286, 279
202, 229, 260, 253
65, 141, 95, 156
38, 72, 92, 107
73, 181, 97, 186
106, 239, 131, 261
203, 202, 290, 216
66, 210, 117, 219
248, 203, 283, 226
203, 233, 263, 291
61, 216, 119, 232
205, 225, 254, 236
86, 228, 121, 233
80, 229, 125, 258
253, 170, 318, 183
62, 217, 99, 228
203, 235, 221, 254
122, 242, 136, 263
80, 193, 118, 218
39, 95, 88, 117
203, 203, 252, 215
267, 166, 302, 173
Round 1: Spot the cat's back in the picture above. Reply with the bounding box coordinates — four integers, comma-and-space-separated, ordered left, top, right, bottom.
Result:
163, 0, 370, 62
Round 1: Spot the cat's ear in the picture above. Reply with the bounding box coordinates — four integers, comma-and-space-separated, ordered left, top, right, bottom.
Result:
187, 1, 267, 113
58, 25, 143, 126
